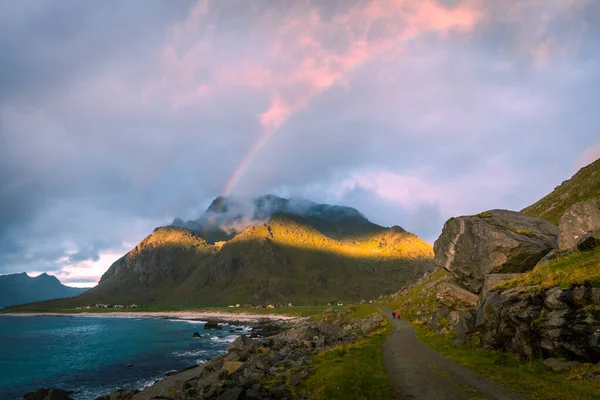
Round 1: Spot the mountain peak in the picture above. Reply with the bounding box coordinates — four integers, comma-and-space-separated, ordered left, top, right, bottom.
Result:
172, 194, 387, 243
207, 196, 229, 213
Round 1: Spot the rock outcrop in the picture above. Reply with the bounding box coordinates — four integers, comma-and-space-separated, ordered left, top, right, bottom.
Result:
435, 281, 478, 309
204, 321, 222, 330
558, 200, 600, 249
477, 285, 600, 362
21, 388, 73, 400
99, 309, 386, 400
577, 229, 600, 252
433, 210, 557, 293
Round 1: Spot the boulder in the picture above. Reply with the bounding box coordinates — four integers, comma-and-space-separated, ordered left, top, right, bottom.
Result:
204, 321, 222, 330
480, 273, 523, 298
192, 331, 201, 338
543, 358, 580, 371
216, 387, 243, 400
282, 326, 318, 343
577, 229, 600, 252
436, 281, 479, 309
558, 200, 600, 249
228, 335, 258, 354
314, 322, 345, 342
95, 390, 139, 400
360, 313, 386, 335
22, 388, 73, 400
222, 361, 244, 375
434, 210, 557, 293
455, 309, 477, 343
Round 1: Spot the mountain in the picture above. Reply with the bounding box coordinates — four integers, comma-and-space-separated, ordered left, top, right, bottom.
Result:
171, 195, 384, 243
521, 157, 600, 224
10, 196, 434, 309
0, 273, 88, 309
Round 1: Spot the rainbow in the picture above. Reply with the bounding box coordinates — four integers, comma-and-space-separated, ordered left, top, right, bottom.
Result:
221, 38, 405, 198
221, 127, 277, 197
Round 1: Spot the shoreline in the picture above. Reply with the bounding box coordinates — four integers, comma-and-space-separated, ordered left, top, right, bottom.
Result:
0, 311, 299, 323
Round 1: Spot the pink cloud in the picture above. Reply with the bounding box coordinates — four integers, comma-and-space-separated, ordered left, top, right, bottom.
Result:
259, 96, 291, 129
331, 154, 518, 217
149, 0, 481, 120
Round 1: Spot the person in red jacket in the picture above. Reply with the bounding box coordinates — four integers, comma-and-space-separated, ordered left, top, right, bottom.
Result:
396, 311, 401, 319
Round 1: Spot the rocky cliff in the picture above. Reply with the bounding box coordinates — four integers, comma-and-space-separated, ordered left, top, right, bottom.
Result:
391, 158, 600, 364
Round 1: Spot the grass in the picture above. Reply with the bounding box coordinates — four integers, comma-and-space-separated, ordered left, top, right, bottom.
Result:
414, 325, 600, 400
297, 320, 395, 400
496, 247, 600, 290
386, 268, 448, 322
3, 305, 342, 317
512, 229, 538, 237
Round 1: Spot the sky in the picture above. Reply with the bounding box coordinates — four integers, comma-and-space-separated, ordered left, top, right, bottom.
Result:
1, 0, 599, 287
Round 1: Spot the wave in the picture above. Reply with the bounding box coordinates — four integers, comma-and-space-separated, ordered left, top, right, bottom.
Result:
172, 349, 210, 357
210, 335, 239, 344
166, 319, 207, 324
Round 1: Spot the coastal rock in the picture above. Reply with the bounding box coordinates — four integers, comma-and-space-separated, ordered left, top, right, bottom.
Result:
558, 200, 600, 249
577, 229, 600, 252
360, 314, 385, 335
223, 361, 244, 375
315, 321, 345, 342
22, 388, 73, 400
434, 210, 557, 293
204, 321, 222, 330
95, 390, 140, 400
192, 331, 201, 338
228, 335, 258, 354
96, 308, 384, 400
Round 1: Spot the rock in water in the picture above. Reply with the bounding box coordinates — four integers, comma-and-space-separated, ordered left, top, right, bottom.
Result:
204, 321, 222, 330
433, 210, 557, 293
22, 388, 73, 400
558, 200, 600, 249
192, 331, 201, 338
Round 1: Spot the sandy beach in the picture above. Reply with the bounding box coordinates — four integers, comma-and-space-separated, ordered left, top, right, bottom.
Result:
0, 311, 299, 322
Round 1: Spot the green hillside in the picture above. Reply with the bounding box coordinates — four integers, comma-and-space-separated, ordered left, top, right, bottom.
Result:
522, 157, 600, 225
8, 211, 433, 310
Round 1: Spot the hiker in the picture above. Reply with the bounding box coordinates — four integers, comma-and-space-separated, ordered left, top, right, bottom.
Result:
392, 311, 395, 319
396, 311, 401, 319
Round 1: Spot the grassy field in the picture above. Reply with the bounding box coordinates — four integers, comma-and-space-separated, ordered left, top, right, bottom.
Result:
2, 305, 345, 317
298, 319, 394, 400
497, 247, 600, 290
414, 325, 600, 400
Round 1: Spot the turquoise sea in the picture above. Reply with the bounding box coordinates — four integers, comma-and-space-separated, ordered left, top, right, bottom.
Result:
0, 315, 249, 400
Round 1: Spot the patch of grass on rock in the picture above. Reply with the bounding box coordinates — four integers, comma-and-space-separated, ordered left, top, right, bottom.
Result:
497, 247, 600, 291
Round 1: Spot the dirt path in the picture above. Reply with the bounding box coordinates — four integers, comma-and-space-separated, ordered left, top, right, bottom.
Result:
383, 308, 524, 400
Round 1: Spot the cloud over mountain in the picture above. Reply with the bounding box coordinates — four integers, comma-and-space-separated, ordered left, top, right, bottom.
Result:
0, 0, 599, 286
